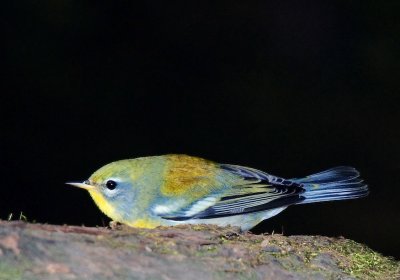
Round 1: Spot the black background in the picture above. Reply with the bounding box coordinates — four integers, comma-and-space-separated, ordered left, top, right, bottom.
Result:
2, 1, 399, 259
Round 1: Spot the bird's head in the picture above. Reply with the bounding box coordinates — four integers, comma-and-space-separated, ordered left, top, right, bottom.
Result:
66, 160, 139, 222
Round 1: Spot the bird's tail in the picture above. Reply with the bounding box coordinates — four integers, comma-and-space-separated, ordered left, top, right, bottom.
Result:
291, 166, 368, 204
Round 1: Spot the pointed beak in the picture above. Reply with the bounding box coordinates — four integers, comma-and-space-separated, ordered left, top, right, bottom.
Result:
65, 182, 96, 191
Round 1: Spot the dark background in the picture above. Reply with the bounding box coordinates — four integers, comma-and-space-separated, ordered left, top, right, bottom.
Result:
2, 1, 399, 258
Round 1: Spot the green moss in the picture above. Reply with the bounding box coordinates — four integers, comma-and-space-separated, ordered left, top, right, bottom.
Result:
0, 262, 22, 280
195, 244, 219, 257
189, 225, 213, 231
0, 258, 37, 280
303, 250, 318, 263
255, 235, 400, 279
102, 237, 138, 250
331, 239, 400, 279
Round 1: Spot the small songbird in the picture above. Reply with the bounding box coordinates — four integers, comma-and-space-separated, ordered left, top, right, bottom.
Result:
67, 154, 368, 230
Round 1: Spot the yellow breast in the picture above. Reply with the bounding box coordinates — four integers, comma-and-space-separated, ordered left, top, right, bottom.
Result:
88, 190, 122, 222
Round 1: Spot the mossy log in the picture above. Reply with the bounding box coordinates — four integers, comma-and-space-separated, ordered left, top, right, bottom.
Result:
0, 221, 398, 280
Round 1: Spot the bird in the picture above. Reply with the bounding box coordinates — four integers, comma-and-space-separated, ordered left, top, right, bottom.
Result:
67, 154, 368, 231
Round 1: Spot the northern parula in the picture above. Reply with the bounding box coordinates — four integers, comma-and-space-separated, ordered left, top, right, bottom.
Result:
67, 154, 368, 230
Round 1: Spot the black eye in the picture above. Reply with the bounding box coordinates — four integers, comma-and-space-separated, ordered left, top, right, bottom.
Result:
105, 180, 117, 190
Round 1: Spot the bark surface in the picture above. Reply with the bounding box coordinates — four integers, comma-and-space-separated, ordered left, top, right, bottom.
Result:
0, 221, 398, 280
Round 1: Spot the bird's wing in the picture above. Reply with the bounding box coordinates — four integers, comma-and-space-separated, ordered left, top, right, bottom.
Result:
157, 162, 306, 221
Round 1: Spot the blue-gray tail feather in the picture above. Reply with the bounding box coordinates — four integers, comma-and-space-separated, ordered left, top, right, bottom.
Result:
292, 166, 368, 204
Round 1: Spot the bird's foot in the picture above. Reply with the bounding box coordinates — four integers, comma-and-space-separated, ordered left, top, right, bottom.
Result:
109, 221, 123, 231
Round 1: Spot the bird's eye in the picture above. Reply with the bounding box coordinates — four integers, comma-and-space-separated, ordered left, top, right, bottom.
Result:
105, 180, 117, 190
